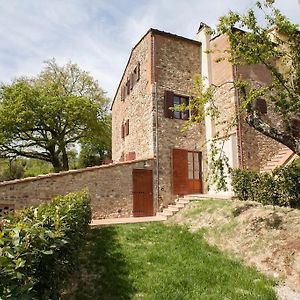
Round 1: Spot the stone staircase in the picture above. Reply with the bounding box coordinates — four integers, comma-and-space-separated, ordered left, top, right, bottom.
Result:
261, 146, 297, 173
157, 197, 190, 220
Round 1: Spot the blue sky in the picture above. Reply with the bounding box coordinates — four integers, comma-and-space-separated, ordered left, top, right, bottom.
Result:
0, 0, 299, 98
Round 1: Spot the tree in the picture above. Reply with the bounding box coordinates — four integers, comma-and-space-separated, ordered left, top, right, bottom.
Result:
0, 59, 110, 172
217, 0, 300, 155
78, 115, 112, 168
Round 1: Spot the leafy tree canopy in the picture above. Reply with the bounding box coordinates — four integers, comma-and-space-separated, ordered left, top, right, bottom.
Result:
0, 59, 111, 172
217, 0, 300, 155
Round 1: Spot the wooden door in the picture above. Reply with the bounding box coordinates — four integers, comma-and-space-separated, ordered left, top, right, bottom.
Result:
172, 149, 202, 195
132, 169, 154, 217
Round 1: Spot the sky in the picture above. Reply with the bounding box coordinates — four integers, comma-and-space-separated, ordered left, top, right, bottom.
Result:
0, 0, 299, 99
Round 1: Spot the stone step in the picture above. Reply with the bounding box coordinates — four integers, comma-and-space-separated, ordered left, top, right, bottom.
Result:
158, 210, 174, 217
176, 199, 190, 204
167, 206, 180, 212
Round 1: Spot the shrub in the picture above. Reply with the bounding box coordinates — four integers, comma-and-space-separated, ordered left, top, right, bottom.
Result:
231, 165, 300, 208
230, 168, 257, 201
0, 189, 92, 299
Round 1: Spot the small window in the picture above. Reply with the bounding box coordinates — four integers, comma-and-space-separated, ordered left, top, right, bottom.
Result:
121, 124, 125, 139
121, 86, 125, 101
164, 91, 189, 120
253, 98, 267, 114
137, 62, 140, 82
125, 119, 130, 136
126, 79, 130, 95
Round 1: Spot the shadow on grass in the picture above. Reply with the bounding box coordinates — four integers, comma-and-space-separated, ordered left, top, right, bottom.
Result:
63, 226, 135, 300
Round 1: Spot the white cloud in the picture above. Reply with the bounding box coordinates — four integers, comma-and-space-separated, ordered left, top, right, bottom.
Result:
0, 0, 299, 98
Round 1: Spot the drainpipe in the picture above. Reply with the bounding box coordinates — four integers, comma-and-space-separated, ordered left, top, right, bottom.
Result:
151, 33, 160, 213
196, 23, 213, 193
233, 65, 244, 168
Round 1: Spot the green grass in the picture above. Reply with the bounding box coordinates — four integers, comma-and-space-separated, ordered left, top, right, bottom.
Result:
63, 223, 276, 300
183, 199, 234, 217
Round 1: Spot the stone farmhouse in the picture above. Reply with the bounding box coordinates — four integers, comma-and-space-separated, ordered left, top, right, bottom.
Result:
0, 24, 296, 219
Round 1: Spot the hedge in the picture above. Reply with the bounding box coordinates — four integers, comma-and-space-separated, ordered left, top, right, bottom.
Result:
231, 164, 300, 208
0, 189, 92, 299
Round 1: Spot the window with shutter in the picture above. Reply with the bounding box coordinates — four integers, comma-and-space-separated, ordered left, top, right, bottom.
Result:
164, 91, 189, 120
126, 79, 130, 95
164, 91, 174, 118
121, 86, 125, 101
125, 119, 130, 136
130, 73, 134, 90
291, 118, 300, 138
137, 62, 140, 82
121, 124, 125, 139
133, 67, 137, 84
253, 98, 267, 114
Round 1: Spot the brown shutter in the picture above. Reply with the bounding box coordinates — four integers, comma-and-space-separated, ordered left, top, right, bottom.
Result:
137, 62, 140, 81
291, 118, 300, 138
125, 119, 129, 136
182, 97, 190, 120
130, 73, 134, 90
164, 91, 174, 118
121, 86, 125, 101
254, 98, 267, 114
121, 124, 125, 139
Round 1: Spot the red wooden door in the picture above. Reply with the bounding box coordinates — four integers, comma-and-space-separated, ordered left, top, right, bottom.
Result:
173, 149, 202, 195
132, 169, 154, 217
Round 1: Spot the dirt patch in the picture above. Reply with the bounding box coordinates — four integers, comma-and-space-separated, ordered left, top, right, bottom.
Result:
168, 199, 300, 293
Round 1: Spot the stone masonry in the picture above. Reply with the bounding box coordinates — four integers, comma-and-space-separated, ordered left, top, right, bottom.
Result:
0, 159, 154, 219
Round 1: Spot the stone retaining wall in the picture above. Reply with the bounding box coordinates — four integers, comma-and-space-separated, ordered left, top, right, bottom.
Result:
0, 159, 154, 219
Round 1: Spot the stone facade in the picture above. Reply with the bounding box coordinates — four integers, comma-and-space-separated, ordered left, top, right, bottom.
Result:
112, 29, 204, 208
153, 32, 204, 206
209, 34, 282, 171
111, 32, 154, 162
0, 159, 154, 219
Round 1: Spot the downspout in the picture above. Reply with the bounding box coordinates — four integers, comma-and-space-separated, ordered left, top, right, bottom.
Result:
151, 33, 160, 212
233, 65, 244, 168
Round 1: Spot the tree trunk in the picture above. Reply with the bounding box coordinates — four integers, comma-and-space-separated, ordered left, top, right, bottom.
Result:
246, 111, 300, 156
61, 147, 69, 171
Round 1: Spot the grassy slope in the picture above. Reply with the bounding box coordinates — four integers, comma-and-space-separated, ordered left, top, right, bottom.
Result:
63, 223, 276, 300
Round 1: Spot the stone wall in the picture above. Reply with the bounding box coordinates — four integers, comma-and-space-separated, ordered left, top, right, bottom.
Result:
209, 34, 282, 171
0, 159, 154, 219
236, 64, 282, 170
153, 32, 205, 207
111, 31, 154, 162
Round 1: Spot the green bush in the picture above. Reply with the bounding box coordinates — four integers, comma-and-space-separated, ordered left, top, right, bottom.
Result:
0, 189, 92, 299
230, 168, 257, 201
231, 165, 300, 208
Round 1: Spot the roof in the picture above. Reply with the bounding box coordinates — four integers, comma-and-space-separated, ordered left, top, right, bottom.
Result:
111, 28, 201, 109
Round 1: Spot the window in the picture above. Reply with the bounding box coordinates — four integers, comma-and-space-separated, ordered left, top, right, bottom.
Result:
125, 119, 129, 136
121, 123, 125, 139
253, 98, 267, 114
120, 62, 140, 102
164, 91, 189, 120
291, 118, 300, 138
188, 152, 200, 180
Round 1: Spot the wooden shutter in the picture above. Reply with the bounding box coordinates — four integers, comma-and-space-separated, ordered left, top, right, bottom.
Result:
121, 86, 125, 101
137, 62, 140, 81
125, 151, 136, 161
121, 124, 125, 139
291, 118, 300, 138
130, 73, 134, 90
125, 119, 129, 136
254, 98, 267, 114
182, 98, 190, 120
164, 91, 174, 118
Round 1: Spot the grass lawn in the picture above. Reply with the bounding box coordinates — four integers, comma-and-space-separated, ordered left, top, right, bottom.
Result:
63, 223, 277, 300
